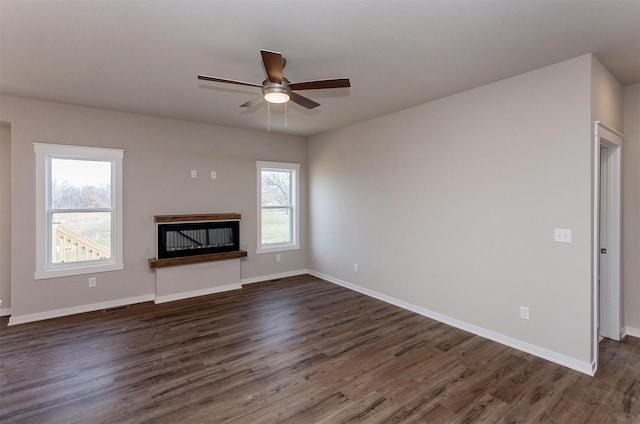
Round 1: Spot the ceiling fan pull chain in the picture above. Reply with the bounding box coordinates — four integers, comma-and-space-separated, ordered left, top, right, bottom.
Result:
267, 102, 271, 132
285, 102, 288, 126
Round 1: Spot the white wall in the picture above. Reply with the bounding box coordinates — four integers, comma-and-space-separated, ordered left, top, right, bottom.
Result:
0, 125, 11, 314
623, 84, 640, 334
1, 95, 307, 320
308, 55, 597, 370
591, 56, 624, 131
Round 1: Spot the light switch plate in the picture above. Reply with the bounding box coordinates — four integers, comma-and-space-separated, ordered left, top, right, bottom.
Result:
554, 228, 572, 243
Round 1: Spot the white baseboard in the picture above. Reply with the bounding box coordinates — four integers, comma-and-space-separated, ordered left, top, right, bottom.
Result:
241, 269, 309, 285
308, 269, 594, 376
8, 294, 155, 326
154, 283, 242, 304
155, 268, 310, 303
5, 269, 311, 325
623, 326, 640, 338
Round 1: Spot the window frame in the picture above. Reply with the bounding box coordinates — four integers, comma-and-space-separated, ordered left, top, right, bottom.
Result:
256, 161, 300, 254
34, 143, 124, 279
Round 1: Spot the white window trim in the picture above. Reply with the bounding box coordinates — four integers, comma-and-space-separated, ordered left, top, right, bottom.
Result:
34, 143, 124, 279
256, 161, 300, 254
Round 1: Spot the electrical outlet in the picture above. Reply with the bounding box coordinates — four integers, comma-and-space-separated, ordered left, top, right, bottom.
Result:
276, 254, 281, 262
191, 170, 197, 178
354, 263, 359, 272
211, 171, 217, 179
520, 306, 529, 320
89, 277, 97, 287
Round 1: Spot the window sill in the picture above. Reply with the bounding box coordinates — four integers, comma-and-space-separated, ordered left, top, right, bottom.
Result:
256, 244, 300, 255
35, 261, 123, 280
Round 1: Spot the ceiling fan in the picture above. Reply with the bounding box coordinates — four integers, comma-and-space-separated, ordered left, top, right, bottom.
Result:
198, 50, 350, 109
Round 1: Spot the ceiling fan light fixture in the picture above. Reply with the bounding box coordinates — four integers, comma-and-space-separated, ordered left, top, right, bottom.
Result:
263, 85, 290, 104
264, 91, 290, 103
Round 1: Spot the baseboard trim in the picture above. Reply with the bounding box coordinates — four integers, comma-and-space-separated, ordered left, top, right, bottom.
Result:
6, 269, 311, 325
241, 269, 309, 285
154, 283, 242, 304
308, 270, 594, 376
7, 294, 155, 326
623, 326, 640, 338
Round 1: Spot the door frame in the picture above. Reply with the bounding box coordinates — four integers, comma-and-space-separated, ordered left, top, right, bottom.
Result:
592, 121, 623, 371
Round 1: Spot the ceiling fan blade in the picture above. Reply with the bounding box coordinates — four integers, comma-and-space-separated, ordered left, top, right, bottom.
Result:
198, 75, 262, 88
261, 50, 283, 84
240, 95, 264, 108
289, 78, 351, 91
290, 92, 320, 109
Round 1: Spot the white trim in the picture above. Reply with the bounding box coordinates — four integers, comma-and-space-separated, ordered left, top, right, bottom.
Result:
5, 269, 311, 323
309, 269, 595, 376
256, 244, 301, 254
592, 121, 623, 370
154, 283, 242, 304
7, 294, 154, 326
33, 143, 124, 280
241, 269, 309, 285
595, 122, 624, 138
623, 327, 640, 338
34, 143, 124, 158
35, 262, 124, 280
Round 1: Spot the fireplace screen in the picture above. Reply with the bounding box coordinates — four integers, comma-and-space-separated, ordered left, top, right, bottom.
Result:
157, 221, 239, 259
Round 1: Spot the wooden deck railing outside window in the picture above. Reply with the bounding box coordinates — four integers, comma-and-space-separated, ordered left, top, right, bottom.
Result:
53, 223, 111, 263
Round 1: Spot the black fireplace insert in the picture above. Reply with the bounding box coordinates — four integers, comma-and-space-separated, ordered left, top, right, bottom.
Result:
157, 220, 240, 259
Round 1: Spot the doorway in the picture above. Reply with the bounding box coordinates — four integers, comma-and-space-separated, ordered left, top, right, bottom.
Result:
592, 121, 623, 370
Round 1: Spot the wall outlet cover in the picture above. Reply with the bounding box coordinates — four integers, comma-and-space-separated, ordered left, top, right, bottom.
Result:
554, 228, 572, 243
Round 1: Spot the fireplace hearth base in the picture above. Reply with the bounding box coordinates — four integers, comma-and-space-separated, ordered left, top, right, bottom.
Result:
154, 258, 242, 304
149, 213, 246, 303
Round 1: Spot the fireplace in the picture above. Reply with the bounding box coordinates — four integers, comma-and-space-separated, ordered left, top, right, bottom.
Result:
149, 213, 247, 304
156, 215, 240, 260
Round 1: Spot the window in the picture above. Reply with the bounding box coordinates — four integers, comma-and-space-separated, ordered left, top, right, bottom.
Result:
257, 161, 300, 254
34, 143, 124, 279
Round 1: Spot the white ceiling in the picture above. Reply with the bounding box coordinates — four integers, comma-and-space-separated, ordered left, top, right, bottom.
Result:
1, 0, 639, 137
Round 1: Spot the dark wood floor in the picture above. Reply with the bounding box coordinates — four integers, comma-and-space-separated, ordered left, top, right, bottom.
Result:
1, 274, 638, 423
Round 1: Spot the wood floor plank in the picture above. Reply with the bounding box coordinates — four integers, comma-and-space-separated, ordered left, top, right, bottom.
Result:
0, 274, 638, 423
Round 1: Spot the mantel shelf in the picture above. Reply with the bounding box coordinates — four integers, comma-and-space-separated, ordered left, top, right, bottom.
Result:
148, 250, 247, 269
154, 213, 241, 223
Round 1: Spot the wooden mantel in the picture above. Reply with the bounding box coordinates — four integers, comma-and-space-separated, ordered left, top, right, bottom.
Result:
149, 250, 247, 269
154, 213, 241, 223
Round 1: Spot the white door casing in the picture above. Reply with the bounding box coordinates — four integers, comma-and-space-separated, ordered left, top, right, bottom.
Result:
592, 121, 623, 371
